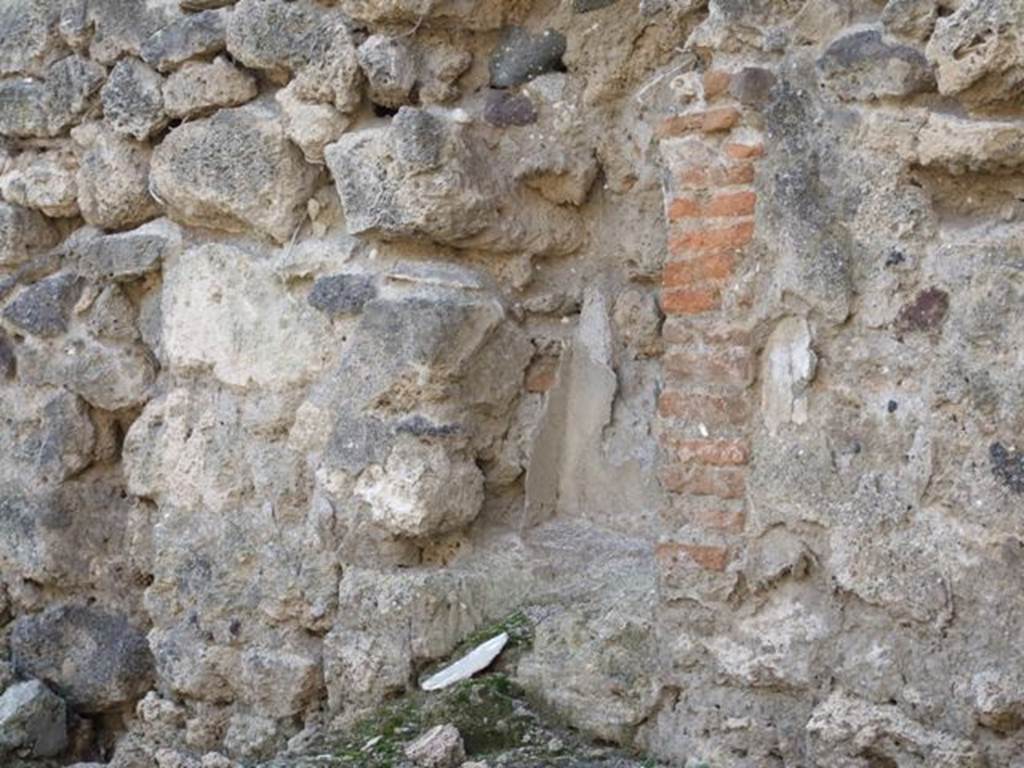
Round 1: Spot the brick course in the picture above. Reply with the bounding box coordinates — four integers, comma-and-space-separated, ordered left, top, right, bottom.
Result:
655, 76, 762, 578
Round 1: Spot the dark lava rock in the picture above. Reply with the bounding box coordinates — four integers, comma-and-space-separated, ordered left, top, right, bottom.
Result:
10, 603, 155, 713
730, 66, 778, 108
308, 273, 377, 318
489, 27, 566, 89
141, 9, 227, 73
572, 0, 617, 12
484, 90, 538, 127
2, 273, 83, 337
0, 328, 14, 378
897, 287, 949, 332
818, 29, 934, 100
991, 442, 1024, 495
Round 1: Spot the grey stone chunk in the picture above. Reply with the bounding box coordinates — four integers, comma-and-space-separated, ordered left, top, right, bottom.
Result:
0, 680, 67, 758
17, 333, 157, 410
10, 603, 155, 713
69, 219, 180, 281
141, 9, 227, 72
84, 284, 137, 341
0, 80, 51, 139
990, 442, 1024, 495
0, 0, 67, 78
181, 0, 236, 8
393, 107, 446, 170
151, 103, 317, 243
404, 724, 465, 768
807, 691, 982, 766
0, 54, 105, 138
336, 0, 518, 30
0, 149, 80, 218
0, 329, 14, 378
274, 80, 349, 163
729, 66, 777, 107
71, 122, 160, 231
489, 27, 566, 88
818, 29, 935, 100
308, 273, 377, 318
57, 0, 90, 49
357, 35, 417, 109
101, 58, 167, 140
572, 0, 616, 12
227, 0, 362, 112
483, 90, 537, 127
2, 273, 83, 338
227, 0, 325, 73
882, 0, 938, 41
0, 203, 59, 268
162, 57, 258, 120
925, 0, 1024, 108
83, 0, 176, 65
0, 390, 95, 488
325, 108, 580, 254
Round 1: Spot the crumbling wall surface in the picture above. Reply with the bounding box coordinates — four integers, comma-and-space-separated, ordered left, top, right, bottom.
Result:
0, 0, 684, 765
1, 0, 1023, 766
645, 1, 1024, 767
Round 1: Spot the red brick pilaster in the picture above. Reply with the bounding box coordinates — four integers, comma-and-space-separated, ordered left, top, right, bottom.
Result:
654, 69, 763, 588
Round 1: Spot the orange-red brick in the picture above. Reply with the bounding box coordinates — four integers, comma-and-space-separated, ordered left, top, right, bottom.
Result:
669, 221, 754, 256
668, 190, 756, 221
676, 160, 757, 190
663, 251, 736, 288
670, 438, 751, 466
657, 106, 741, 138
658, 389, 752, 425
657, 541, 730, 572
661, 465, 746, 498
724, 142, 765, 160
661, 286, 721, 315
692, 506, 746, 534
663, 346, 754, 387
702, 70, 732, 99
661, 320, 752, 348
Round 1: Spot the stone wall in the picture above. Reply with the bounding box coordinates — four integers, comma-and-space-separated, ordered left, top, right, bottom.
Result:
1, 0, 1023, 766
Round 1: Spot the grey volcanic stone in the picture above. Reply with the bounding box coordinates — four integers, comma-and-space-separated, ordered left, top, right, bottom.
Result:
71, 122, 161, 230
150, 103, 318, 243
926, 0, 1024, 108
141, 9, 227, 72
0, 203, 59, 267
484, 90, 537, 127
0, 54, 105, 138
162, 57, 258, 119
308, 273, 377, 318
227, 0, 362, 113
0, 329, 13, 378
69, 219, 180, 281
0, 0, 67, 78
729, 66, 777, 107
818, 29, 934, 100
490, 27, 566, 88
0, 149, 80, 218
10, 603, 155, 713
227, 0, 327, 73
572, 0, 616, 12
2, 273, 83, 337
101, 58, 167, 140
882, 0, 937, 41
0, 680, 67, 758
404, 724, 465, 768
358, 35, 417, 108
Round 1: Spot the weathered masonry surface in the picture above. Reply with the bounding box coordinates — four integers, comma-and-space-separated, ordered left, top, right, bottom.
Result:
1, 1, 1024, 767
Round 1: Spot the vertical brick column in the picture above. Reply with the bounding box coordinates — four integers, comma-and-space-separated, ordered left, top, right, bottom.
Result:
654, 70, 763, 589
